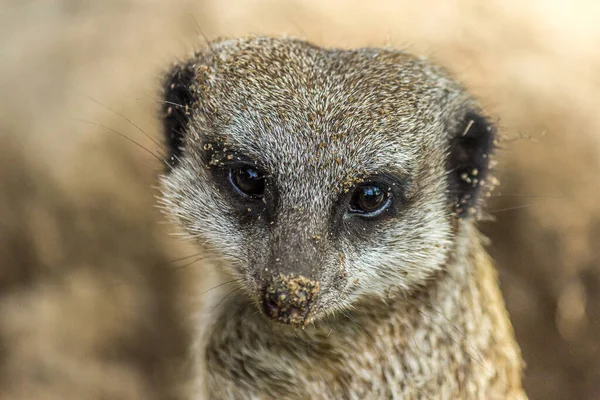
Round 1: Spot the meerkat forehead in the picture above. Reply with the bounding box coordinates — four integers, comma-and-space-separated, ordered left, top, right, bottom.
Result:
176, 37, 471, 202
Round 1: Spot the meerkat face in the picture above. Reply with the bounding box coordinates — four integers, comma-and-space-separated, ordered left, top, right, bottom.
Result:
159, 37, 494, 327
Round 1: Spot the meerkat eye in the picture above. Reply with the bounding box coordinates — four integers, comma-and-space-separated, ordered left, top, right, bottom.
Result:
348, 183, 391, 216
228, 165, 265, 199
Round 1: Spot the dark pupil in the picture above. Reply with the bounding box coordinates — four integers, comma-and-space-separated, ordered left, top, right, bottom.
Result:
355, 185, 385, 212
232, 167, 265, 197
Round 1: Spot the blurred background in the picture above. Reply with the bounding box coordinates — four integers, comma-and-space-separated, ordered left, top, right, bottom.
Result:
0, 0, 599, 399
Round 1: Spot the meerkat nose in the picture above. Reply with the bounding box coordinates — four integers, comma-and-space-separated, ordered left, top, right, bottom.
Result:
261, 274, 320, 327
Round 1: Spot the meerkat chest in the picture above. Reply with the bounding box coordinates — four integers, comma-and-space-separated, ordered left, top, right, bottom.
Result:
202, 312, 495, 400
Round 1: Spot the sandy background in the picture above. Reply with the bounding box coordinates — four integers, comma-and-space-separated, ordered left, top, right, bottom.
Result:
0, 0, 599, 399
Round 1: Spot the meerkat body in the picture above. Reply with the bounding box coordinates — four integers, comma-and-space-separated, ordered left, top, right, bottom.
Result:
159, 37, 525, 399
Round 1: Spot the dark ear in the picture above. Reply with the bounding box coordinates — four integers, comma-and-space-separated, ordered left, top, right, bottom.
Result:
162, 62, 197, 169
447, 111, 496, 218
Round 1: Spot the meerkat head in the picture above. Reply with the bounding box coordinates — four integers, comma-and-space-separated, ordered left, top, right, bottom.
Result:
159, 37, 495, 328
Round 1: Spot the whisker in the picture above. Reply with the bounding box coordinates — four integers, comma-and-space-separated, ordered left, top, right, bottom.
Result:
499, 131, 546, 144
488, 192, 563, 199
211, 287, 241, 312
199, 279, 240, 297
84, 94, 163, 149
462, 191, 565, 201
163, 252, 206, 266
170, 254, 210, 271
445, 189, 564, 200
190, 14, 217, 57
72, 118, 164, 163
489, 204, 537, 213
136, 97, 186, 109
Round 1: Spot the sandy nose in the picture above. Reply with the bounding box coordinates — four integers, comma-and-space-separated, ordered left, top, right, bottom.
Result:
261, 274, 320, 326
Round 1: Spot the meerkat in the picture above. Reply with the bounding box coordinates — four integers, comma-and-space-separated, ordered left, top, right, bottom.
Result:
159, 36, 525, 399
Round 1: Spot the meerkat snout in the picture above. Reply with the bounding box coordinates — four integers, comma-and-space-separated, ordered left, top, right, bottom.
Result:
262, 274, 320, 326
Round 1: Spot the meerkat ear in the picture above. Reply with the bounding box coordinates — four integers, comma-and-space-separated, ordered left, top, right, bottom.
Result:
162, 62, 197, 169
447, 111, 496, 218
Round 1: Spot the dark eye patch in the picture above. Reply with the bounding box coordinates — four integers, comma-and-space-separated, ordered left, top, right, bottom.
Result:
329, 174, 407, 243
332, 173, 407, 235
201, 141, 275, 224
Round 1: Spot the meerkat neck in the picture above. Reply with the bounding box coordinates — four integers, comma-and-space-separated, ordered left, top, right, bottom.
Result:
199, 224, 524, 399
